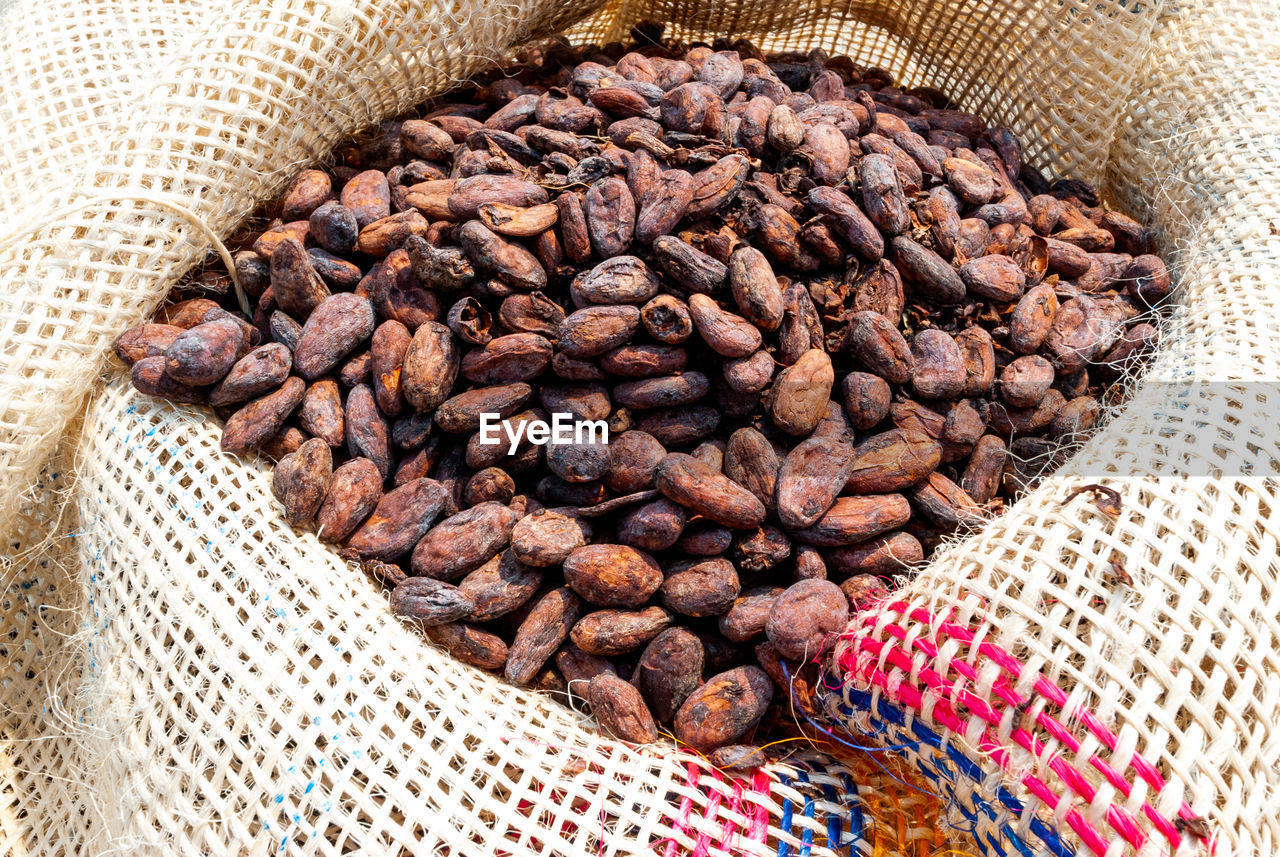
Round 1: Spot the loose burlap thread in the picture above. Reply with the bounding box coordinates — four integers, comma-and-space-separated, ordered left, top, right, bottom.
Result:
2, 0, 1277, 854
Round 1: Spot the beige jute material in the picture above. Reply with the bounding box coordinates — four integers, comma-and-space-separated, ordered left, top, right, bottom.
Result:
1, 0, 1276, 855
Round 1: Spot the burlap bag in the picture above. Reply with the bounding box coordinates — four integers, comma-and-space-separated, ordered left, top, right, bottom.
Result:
1, 0, 1276, 854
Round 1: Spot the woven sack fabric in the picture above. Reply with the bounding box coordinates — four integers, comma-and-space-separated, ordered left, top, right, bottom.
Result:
1, 0, 1276, 855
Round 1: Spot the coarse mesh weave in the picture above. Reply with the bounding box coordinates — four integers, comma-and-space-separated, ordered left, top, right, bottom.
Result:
0, 0, 1276, 855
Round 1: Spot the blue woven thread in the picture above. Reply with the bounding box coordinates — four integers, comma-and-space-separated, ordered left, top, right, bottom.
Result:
778, 773, 794, 857
840, 773, 864, 855
796, 770, 816, 857
834, 685, 1077, 857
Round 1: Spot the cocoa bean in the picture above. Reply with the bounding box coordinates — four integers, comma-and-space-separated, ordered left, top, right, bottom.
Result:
425, 623, 508, 670
571, 606, 673, 656
209, 343, 292, 406
346, 478, 447, 560
776, 436, 856, 529
457, 551, 543, 622
766, 579, 849, 660
673, 666, 772, 751
293, 293, 377, 380
221, 377, 306, 454
654, 453, 766, 529
317, 458, 382, 542
505, 588, 586, 685
411, 502, 518, 579
511, 509, 591, 567
634, 628, 704, 723
271, 438, 333, 526
659, 558, 740, 617
828, 532, 924, 576
390, 577, 475, 626
792, 495, 913, 546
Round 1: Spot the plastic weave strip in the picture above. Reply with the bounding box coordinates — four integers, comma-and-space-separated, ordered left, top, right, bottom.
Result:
827, 601, 1216, 857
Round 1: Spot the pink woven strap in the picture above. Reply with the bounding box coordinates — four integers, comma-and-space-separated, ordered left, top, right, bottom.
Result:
658, 763, 773, 856
837, 601, 1214, 856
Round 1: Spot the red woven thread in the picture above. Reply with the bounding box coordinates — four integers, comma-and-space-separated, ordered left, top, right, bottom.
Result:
656, 762, 774, 855
837, 601, 1207, 856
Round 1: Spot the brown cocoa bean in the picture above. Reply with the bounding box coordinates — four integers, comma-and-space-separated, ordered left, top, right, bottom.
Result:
344, 383, 392, 477
345, 478, 447, 560
673, 522, 732, 556
461, 333, 553, 384
1124, 254, 1172, 305
572, 255, 660, 306
457, 551, 543, 622
910, 329, 965, 399
164, 317, 245, 386
410, 502, 518, 579
660, 558, 740, 617
766, 579, 849, 660
425, 623, 508, 670
511, 509, 591, 566
860, 153, 910, 234
390, 577, 474, 626
115, 323, 184, 366
792, 495, 912, 546
435, 383, 533, 433
356, 210, 430, 256
640, 294, 694, 343
616, 498, 686, 551
653, 236, 728, 294
727, 247, 785, 331
317, 457, 382, 542
456, 221, 547, 291
448, 174, 548, 220
776, 436, 856, 529
806, 186, 883, 260
601, 344, 688, 377
614, 373, 710, 409
588, 674, 658, 743
1000, 355, 1055, 408
654, 453, 766, 529
499, 292, 565, 338
635, 169, 694, 244
209, 343, 292, 406
221, 377, 306, 454
751, 203, 820, 272
571, 606, 673, 656
909, 471, 985, 530
769, 349, 834, 436
841, 372, 890, 430
1008, 285, 1059, 357
892, 236, 966, 304
634, 628, 704, 723
718, 587, 784, 643
557, 305, 641, 358
584, 177, 636, 258
509, 588, 588, 690
844, 311, 913, 383
959, 434, 1008, 503
341, 169, 392, 228
673, 666, 772, 752
828, 532, 924, 576
959, 254, 1026, 301
271, 438, 333, 526
293, 293, 377, 380
563, 543, 663, 608
686, 154, 750, 219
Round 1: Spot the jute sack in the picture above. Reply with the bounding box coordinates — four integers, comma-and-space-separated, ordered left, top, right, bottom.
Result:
1, 0, 1277, 855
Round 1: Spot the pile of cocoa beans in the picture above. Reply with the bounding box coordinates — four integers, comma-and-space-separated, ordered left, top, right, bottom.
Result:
114, 25, 1169, 762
